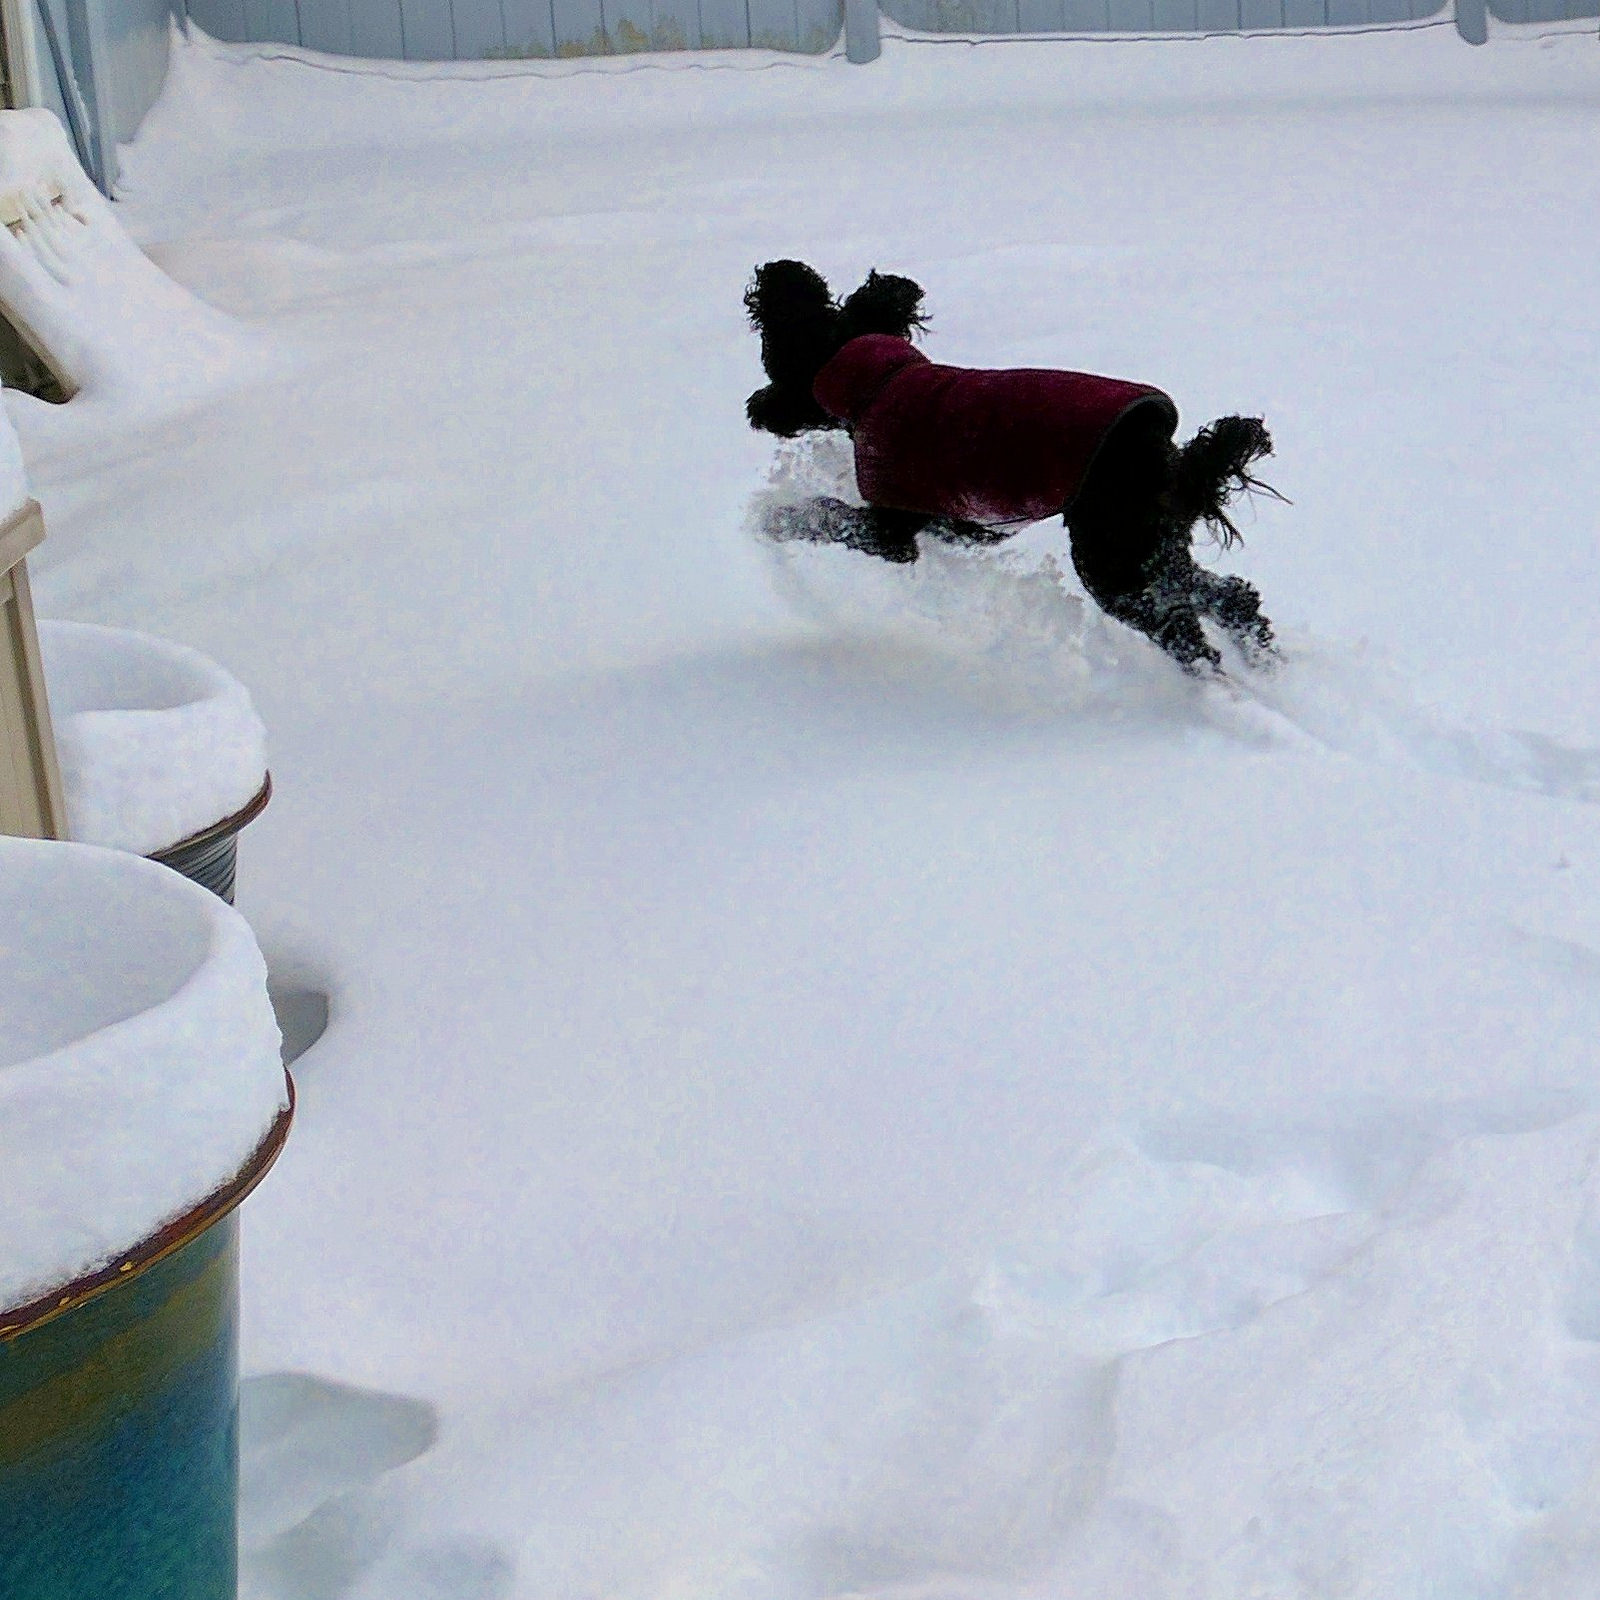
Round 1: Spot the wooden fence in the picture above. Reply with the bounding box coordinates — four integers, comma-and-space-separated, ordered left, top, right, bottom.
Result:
9, 0, 1599, 199
186, 0, 844, 59
179, 0, 1597, 61
884, 0, 1441, 29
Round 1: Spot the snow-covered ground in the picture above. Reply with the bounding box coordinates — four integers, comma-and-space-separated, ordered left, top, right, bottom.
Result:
12, 21, 1600, 1596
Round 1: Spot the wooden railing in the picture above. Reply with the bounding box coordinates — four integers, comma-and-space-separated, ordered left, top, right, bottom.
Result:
0, 498, 65, 841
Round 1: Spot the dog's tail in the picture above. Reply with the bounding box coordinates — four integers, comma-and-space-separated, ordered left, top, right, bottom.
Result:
1169, 416, 1283, 549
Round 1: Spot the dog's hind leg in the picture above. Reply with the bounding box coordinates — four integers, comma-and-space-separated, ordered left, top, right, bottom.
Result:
1188, 565, 1276, 662
1100, 584, 1222, 673
1066, 411, 1222, 671
1070, 527, 1222, 672
1066, 404, 1174, 600
762, 497, 927, 564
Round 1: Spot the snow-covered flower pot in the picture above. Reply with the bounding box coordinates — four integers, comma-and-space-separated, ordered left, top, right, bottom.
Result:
37, 620, 270, 902
0, 837, 291, 1600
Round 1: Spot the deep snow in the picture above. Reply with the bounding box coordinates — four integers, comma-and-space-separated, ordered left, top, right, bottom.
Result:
10, 20, 1600, 1598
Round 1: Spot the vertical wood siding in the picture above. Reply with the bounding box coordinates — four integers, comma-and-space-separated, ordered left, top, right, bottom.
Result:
1486, 0, 1595, 19
884, 0, 1450, 27
179, 0, 1600, 67
49, 0, 1600, 205
185, 0, 846, 54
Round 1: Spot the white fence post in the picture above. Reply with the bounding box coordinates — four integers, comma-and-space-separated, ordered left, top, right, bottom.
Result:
1454, 0, 1487, 41
845, 0, 880, 61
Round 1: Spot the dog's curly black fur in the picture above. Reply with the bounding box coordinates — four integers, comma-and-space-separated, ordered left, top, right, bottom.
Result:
743, 259, 1282, 672
1167, 415, 1282, 551
744, 260, 928, 437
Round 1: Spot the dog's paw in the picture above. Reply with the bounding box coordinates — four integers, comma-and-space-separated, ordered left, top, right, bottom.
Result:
1112, 595, 1222, 674
1222, 595, 1278, 672
1233, 618, 1279, 671
1161, 615, 1224, 675
866, 534, 920, 565
1191, 572, 1277, 669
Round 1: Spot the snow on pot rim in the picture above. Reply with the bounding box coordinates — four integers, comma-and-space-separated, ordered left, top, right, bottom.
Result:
37, 619, 268, 857
0, 835, 289, 1326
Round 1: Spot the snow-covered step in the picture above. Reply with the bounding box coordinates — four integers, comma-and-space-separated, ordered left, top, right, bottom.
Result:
0, 108, 258, 404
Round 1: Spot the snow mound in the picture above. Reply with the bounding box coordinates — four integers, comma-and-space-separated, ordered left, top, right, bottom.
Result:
0, 836, 286, 1315
0, 107, 264, 408
38, 619, 268, 856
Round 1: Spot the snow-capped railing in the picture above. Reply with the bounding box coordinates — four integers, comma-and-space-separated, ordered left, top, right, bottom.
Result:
0, 369, 63, 841
0, 497, 66, 842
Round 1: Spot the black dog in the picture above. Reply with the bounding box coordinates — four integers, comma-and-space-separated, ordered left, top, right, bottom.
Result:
744, 259, 1280, 672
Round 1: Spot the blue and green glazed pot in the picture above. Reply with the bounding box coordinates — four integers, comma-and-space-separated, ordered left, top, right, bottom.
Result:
0, 1092, 291, 1600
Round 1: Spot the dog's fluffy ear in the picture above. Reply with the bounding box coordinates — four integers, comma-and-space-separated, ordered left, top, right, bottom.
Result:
746, 382, 834, 437
837, 270, 929, 343
744, 259, 836, 333
743, 259, 843, 435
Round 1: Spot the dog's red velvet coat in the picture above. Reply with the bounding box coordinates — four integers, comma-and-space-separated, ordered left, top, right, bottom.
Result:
813, 334, 1179, 529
